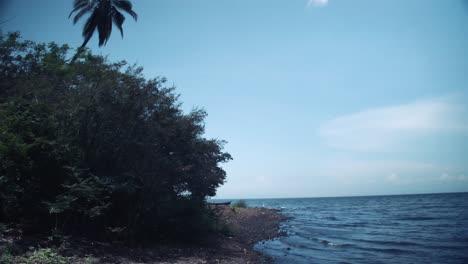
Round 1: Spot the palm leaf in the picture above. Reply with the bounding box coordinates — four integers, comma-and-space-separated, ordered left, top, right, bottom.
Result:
82, 11, 99, 47
111, 8, 126, 37
72, 5, 94, 24
113, 0, 138, 21
69, 0, 137, 50
69, 0, 93, 17
72, 0, 89, 6
96, 8, 113, 46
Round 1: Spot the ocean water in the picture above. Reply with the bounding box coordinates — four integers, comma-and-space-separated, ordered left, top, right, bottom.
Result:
244, 193, 468, 264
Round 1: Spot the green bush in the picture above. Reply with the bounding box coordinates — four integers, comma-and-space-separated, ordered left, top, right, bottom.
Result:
0, 32, 232, 241
83, 254, 96, 264
231, 200, 248, 208
0, 247, 15, 264
26, 248, 71, 264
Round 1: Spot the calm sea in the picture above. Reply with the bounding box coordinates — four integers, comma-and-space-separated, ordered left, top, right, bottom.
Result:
243, 193, 468, 263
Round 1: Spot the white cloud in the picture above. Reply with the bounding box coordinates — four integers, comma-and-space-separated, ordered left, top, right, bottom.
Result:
386, 173, 399, 183
319, 159, 440, 180
308, 0, 329, 7
439, 172, 450, 181
319, 96, 468, 152
457, 175, 468, 182
314, 157, 468, 196
439, 173, 468, 182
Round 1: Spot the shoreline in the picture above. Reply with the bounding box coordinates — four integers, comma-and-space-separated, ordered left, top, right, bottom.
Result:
210, 206, 288, 263
0, 206, 287, 263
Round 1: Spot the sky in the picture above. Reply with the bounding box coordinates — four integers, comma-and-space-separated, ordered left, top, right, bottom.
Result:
1, 0, 468, 198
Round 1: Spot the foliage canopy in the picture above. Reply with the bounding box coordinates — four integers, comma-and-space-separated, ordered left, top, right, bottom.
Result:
0, 32, 232, 241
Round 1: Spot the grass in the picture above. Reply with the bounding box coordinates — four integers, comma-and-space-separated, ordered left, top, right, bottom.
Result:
25, 248, 71, 264
0, 247, 15, 264
0, 247, 72, 264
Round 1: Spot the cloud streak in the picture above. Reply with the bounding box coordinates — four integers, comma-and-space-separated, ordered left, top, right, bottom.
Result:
319, 159, 441, 180
319, 96, 468, 152
307, 0, 329, 7
316, 157, 468, 196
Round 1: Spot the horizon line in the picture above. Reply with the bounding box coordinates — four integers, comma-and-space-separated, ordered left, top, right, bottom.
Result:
212, 191, 468, 200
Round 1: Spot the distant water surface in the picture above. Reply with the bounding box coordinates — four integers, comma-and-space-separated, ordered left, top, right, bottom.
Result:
241, 193, 468, 263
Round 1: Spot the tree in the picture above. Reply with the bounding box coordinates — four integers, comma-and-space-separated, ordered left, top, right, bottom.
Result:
69, 0, 137, 61
0, 32, 232, 241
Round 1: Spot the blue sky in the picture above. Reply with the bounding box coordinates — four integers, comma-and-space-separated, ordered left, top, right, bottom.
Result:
2, 0, 468, 198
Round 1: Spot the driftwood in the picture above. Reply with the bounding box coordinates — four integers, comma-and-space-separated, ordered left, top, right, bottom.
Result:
208, 201, 232, 206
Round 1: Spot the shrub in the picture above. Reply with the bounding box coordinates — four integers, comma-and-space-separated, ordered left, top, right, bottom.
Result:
26, 248, 71, 264
231, 200, 248, 208
0, 247, 15, 264
0, 32, 232, 241
83, 254, 96, 264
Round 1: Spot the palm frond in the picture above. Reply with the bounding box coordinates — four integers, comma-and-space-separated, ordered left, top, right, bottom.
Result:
82, 11, 99, 47
73, 0, 89, 6
113, 0, 138, 21
69, 0, 91, 18
72, 5, 94, 24
111, 8, 126, 37
97, 12, 113, 46
70, 0, 137, 49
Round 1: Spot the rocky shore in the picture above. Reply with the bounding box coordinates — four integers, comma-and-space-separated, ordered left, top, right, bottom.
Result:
1, 206, 286, 263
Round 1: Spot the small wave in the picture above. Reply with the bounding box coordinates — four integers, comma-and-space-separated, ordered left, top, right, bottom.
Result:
339, 222, 369, 227
396, 216, 435, 221
360, 246, 413, 254
319, 216, 338, 221
315, 238, 352, 247
329, 242, 351, 247
353, 238, 420, 247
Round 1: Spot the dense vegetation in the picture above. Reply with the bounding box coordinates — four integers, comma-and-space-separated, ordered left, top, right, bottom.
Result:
0, 32, 232, 242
